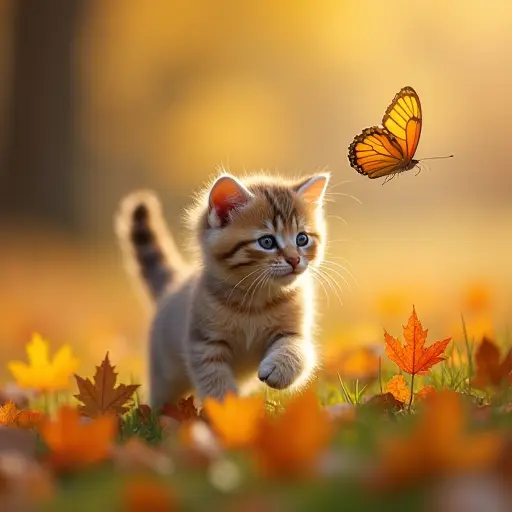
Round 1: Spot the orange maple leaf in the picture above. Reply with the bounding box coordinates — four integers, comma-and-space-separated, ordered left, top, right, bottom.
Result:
74, 352, 139, 418
252, 389, 332, 477
472, 337, 512, 389
203, 393, 265, 449
386, 375, 410, 403
372, 391, 503, 489
41, 406, 117, 470
385, 306, 451, 375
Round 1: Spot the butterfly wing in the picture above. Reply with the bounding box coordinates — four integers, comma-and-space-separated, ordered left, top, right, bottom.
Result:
382, 86, 422, 162
347, 126, 405, 179
348, 86, 423, 179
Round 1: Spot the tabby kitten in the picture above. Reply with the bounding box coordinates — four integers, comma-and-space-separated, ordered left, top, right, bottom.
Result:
116, 172, 329, 409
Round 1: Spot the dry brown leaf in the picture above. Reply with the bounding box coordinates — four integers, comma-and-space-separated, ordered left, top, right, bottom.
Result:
472, 337, 512, 389
161, 396, 198, 423
74, 352, 139, 418
365, 392, 404, 414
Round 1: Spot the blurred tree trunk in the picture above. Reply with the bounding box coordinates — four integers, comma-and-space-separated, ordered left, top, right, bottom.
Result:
0, 0, 84, 231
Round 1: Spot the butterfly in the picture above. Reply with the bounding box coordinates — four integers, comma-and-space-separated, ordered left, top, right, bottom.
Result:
348, 86, 452, 182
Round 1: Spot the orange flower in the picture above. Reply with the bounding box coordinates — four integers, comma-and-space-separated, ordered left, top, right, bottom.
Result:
203, 393, 264, 449
253, 389, 332, 477
40, 406, 117, 470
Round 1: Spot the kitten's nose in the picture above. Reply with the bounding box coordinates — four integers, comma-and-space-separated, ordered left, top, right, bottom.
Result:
285, 256, 300, 270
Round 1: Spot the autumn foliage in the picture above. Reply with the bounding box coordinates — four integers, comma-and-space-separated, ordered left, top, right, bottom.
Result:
0, 313, 511, 509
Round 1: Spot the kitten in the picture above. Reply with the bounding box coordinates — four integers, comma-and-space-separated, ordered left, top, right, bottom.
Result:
116, 172, 329, 409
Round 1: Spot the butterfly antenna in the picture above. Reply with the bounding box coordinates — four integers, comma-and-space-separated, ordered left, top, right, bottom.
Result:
418, 154, 454, 161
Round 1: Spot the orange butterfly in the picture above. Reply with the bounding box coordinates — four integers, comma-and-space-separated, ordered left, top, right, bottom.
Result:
348, 86, 452, 181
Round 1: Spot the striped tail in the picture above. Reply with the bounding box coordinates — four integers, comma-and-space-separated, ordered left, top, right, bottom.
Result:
115, 191, 183, 302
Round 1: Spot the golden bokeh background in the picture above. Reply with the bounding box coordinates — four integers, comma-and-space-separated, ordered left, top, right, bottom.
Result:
0, 1, 510, 390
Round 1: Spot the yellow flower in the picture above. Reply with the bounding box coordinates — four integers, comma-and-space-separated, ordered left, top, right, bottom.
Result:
8, 333, 80, 392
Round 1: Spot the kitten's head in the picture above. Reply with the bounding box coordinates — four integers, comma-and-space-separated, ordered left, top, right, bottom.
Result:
196, 172, 329, 290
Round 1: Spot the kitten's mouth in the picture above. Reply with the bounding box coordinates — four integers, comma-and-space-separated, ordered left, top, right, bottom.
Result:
273, 267, 305, 280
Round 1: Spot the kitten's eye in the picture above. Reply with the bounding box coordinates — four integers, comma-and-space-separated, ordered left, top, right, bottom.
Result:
296, 232, 309, 247
258, 235, 277, 250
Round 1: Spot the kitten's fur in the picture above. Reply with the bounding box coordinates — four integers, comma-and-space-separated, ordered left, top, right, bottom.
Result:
116, 172, 329, 409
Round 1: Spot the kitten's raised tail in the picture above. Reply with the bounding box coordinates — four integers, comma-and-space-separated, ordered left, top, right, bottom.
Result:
115, 191, 184, 302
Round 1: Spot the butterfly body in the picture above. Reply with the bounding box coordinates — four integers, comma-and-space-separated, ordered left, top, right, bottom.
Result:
348, 86, 423, 180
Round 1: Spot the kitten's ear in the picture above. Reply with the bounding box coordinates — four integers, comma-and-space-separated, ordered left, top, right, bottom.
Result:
208, 175, 252, 227
295, 173, 330, 206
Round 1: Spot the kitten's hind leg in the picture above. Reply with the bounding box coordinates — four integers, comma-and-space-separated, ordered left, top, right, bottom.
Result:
258, 334, 316, 390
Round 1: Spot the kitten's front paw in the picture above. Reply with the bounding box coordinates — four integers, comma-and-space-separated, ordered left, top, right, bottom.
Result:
258, 348, 304, 390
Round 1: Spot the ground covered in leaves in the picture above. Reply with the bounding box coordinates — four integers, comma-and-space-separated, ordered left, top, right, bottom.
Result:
0, 307, 511, 511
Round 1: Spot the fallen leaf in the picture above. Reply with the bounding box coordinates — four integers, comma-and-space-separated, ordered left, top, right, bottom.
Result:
40, 406, 117, 471
0, 402, 20, 426
472, 337, 512, 389
136, 404, 152, 424
8, 334, 79, 392
203, 393, 264, 449
386, 375, 410, 404
372, 391, 504, 489
0, 402, 44, 430
252, 389, 332, 477
415, 385, 436, 401
122, 476, 176, 512
74, 352, 140, 418
385, 306, 451, 375
364, 392, 404, 414
161, 396, 198, 423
